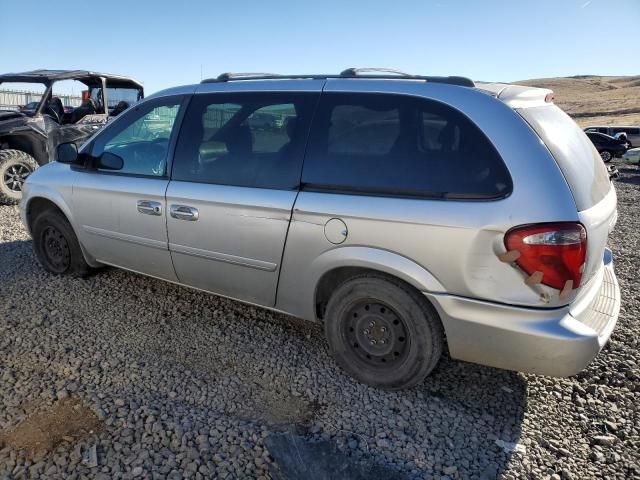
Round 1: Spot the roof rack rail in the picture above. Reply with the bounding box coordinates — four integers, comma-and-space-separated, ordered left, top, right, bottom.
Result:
201, 70, 475, 88
215, 72, 280, 82
340, 67, 413, 77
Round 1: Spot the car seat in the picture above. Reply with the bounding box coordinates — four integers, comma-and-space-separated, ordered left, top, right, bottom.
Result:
45, 97, 65, 123
111, 101, 130, 117
71, 99, 97, 123
200, 125, 254, 185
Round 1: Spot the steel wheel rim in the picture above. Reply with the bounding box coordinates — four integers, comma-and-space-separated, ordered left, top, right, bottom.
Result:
344, 301, 409, 368
42, 225, 70, 272
600, 151, 611, 161
2, 162, 32, 192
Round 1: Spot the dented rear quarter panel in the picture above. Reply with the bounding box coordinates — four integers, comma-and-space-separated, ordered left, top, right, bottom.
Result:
276, 82, 581, 320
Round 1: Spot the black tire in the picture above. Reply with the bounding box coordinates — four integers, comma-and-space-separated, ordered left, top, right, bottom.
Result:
0, 149, 39, 205
600, 150, 613, 163
31, 209, 90, 277
324, 274, 444, 390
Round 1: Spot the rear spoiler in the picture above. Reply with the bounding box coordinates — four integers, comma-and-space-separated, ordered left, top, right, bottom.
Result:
476, 83, 555, 108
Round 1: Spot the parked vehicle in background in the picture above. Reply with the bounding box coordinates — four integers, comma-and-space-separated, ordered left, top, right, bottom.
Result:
0, 69, 143, 204
584, 126, 640, 148
585, 131, 628, 162
20, 69, 620, 389
622, 147, 640, 166
19, 101, 39, 114
612, 132, 632, 149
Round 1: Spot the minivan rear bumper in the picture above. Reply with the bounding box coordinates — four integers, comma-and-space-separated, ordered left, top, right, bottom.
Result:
426, 249, 620, 376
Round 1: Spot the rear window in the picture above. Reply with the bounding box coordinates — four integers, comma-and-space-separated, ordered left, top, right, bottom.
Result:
518, 105, 611, 211
303, 93, 511, 199
587, 132, 609, 141
612, 127, 640, 135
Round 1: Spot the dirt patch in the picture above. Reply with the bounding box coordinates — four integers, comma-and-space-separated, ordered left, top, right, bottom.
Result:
574, 113, 640, 129
0, 397, 102, 456
256, 389, 323, 425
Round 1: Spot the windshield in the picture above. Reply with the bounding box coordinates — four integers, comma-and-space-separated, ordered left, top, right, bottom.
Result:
0, 82, 46, 112
89, 86, 142, 113
85, 87, 142, 114
107, 87, 141, 106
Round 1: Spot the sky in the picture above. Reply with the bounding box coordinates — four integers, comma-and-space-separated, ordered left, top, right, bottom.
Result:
1, 0, 639, 94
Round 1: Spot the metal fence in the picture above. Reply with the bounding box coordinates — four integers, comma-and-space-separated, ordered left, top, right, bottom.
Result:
0, 89, 82, 111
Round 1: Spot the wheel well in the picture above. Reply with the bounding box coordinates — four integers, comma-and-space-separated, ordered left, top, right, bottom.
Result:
26, 198, 64, 230
315, 266, 422, 320
0, 134, 47, 165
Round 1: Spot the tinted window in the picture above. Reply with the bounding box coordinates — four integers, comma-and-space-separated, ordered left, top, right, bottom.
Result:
92, 99, 182, 176
104, 86, 142, 115
303, 93, 511, 199
328, 104, 400, 155
612, 127, 640, 135
172, 92, 317, 189
519, 105, 610, 211
587, 132, 607, 142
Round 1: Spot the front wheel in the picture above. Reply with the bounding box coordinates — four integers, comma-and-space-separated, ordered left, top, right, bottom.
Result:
324, 274, 444, 390
600, 150, 613, 162
0, 149, 39, 205
31, 209, 90, 277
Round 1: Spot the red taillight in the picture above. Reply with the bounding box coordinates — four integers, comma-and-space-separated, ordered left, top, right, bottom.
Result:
504, 223, 587, 290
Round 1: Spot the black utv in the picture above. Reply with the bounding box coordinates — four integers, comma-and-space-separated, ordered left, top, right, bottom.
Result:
0, 70, 143, 204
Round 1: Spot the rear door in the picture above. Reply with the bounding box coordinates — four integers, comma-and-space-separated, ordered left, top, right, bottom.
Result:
586, 132, 605, 149
166, 89, 319, 306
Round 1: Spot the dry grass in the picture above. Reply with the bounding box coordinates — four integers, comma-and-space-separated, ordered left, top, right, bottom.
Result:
514, 75, 640, 127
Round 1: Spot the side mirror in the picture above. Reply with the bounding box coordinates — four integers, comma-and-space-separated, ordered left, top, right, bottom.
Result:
97, 152, 124, 171
56, 142, 79, 164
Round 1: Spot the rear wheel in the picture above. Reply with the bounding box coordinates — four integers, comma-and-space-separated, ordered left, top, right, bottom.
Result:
600, 150, 613, 162
324, 274, 444, 390
0, 149, 39, 205
31, 209, 90, 277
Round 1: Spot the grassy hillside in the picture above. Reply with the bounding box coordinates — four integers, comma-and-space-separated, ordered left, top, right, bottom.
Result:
514, 75, 640, 128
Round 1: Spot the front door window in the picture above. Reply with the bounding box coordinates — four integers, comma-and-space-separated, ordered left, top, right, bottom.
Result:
92, 101, 182, 176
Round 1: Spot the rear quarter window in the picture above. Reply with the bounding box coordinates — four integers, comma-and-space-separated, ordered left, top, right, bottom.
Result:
303, 93, 511, 199
518, 105, 611, 211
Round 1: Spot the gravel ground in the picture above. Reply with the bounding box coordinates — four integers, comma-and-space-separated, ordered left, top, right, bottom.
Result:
0, 162, 639, 479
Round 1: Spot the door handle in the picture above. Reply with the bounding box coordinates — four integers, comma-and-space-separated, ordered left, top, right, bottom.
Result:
170, 204, 199, 221
137, 200, 162, 216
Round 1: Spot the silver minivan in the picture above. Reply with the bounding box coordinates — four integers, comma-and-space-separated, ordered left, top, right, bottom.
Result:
20, 70, 621, 389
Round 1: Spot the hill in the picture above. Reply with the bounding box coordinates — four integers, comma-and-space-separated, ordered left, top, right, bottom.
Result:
514, 75, 640, 128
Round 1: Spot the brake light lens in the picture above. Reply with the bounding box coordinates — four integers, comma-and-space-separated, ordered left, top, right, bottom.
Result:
504, 223, 587, 290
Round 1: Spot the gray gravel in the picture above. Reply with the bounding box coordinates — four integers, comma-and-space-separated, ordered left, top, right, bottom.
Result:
0, 162, 639, 479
